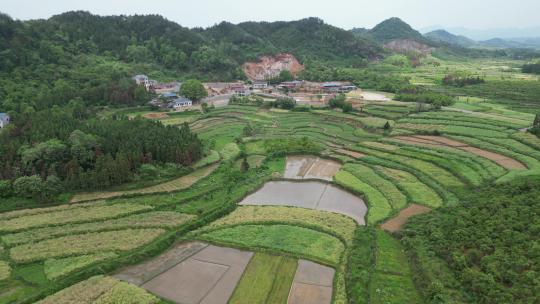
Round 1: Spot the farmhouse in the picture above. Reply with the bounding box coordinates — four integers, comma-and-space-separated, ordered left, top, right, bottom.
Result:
231, 84, 250, 96
252, 81, 268, 89
169, 97, 193, 109
278, 80, 302, 90
321, 82, 357, 93
0, 113, 10, 129
132, 74, 149, 86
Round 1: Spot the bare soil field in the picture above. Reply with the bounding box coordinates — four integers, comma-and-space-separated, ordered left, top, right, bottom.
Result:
288, 260, 334, 304
136, 244, 253, 304
361, 91, 392, 102
284, 156, 342, 181
240, 181, 367, 224
143, 112, 169, 119
71, 164, 219, 203
380, 204, 432, 233
334, 149, 366, 159
393, 135, 526, 170
113, 241, 208, 286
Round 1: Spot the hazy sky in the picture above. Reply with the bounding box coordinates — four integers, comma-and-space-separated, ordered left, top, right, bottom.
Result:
2, 0, 540, 30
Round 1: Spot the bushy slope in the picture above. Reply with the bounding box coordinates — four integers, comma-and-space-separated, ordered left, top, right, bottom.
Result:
424, 29, 477, 47
369, 17, 433, 45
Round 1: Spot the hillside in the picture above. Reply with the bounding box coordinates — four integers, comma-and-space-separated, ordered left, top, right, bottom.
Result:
369, 17, 433, 45
424, 29, 477, 47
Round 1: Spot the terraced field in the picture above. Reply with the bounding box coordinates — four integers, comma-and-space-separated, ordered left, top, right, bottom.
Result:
2, 100, 539, 304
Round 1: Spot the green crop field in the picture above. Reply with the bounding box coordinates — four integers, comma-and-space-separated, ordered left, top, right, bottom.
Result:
200, 224, 344, 265
229, 253, 297, 304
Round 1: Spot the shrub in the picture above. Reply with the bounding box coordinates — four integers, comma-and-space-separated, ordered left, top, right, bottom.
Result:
0, 180, 12, 197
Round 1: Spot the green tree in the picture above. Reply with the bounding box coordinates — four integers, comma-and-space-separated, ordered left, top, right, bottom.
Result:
240, 157, 250, 172
181, 79, 208, 102
13, 175, 44, 200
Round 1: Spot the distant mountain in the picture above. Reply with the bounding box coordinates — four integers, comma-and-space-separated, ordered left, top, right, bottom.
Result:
420, 25, 540, 41
424, 30, 477, 47
369, 17, 433, 45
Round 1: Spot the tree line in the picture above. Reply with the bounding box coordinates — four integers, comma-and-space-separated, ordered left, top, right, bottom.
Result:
0, 106, 202, 201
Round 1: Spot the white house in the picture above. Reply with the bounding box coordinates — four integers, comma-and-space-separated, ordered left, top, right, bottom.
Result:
170, 97, 193, 110
0, 113, 10, 129
252, 81, 268, 89
132, 75, 149, 87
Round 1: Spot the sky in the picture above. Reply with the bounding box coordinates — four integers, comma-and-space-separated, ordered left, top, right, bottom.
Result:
2, 0, 540, 31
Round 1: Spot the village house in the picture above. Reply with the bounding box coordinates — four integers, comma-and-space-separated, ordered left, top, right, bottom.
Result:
132, 74, 149, 86
0, 113, 10, 129
230, 83, 250, 97
169, 97, 193, 110
321, 82, 357, 93
278, 80, 302, 91
252, 81, 268, 90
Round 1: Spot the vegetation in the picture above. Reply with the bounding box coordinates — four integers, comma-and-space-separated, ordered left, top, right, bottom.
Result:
229, 253, 297, 304
180, 79, 208, 101
200, 224, 344, 265
44, 253, 118, 281
10, 228, 165, 263
200, 205, 355, 244
522, 63, 540, 74
402, 177, 540, 304
36, 275, 159, 304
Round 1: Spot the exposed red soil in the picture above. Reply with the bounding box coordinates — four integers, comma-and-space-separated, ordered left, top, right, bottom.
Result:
242, 53, 304, 81
384, 39, 434, 55
380, 204, 432, 233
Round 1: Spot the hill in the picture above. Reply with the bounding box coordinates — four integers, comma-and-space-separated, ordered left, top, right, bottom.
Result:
424, 29, 477, 47
368, 17, 432, 45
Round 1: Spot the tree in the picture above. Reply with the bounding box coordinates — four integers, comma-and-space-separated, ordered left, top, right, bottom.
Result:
243, 124, 254, 137
181, 79, 208, 102
240, 157, 250, 172
534, 114, 540, 127
13, 175, 44, 200
0, 180, 12, 197
384, 121, 391, 130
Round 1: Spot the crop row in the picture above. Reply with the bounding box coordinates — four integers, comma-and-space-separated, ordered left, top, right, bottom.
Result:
398, 118, 511, 131
44, 253, 118, 280
374, 166, 443, 207
197, 205, 356, 245
200, 224, 344, 266
2, 211, 194, 246
354, 144, 465, 188
0, 203, 153, 233
342, 163, 407, 210
36, 275, 159, 304
334, 170, 392, 224
10, 228, 165, 263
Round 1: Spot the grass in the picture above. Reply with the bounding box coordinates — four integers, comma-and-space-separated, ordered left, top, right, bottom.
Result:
220, 142, 241, 160
0, 261, 10, 280
370, 273, 423, 304
36, 275, 159, 304
0, 203, 153, 233
334, 170, 392, 225
229, 253, 297, 304
10, 229, 165, 263
375, 166, 443, 208
200, 224, 344, 265
193, 150, 220, 168
199, 205, 356, 245
370, 230, 422, 304
2, 212, 194, 246
44, 253, 118, 280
